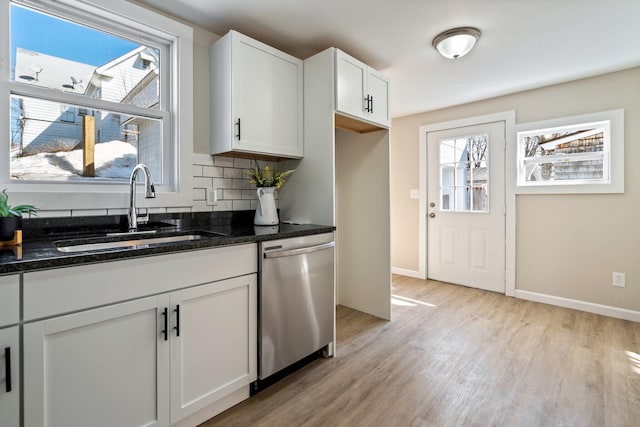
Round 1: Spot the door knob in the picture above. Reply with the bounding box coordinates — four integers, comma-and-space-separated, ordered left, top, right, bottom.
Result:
429, 212, 436, 218
429, 202, 435, 208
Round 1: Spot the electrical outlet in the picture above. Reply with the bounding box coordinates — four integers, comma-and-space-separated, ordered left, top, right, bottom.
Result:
206, 189, 218, 206
612, 272, 626, 288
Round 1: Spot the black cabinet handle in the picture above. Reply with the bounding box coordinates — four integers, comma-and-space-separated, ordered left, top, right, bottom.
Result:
364, 95, 371, 113
161, 307, 168, 341
235, 118, 241, 140
4, 346, 11, 393
370, 96, 374, 114
173, 304, 180, 337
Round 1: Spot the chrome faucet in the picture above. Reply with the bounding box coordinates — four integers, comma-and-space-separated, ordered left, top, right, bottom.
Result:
128, 164, 156, 232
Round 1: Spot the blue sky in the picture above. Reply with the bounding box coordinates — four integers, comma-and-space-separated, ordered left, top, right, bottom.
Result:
11, 4, 139, 67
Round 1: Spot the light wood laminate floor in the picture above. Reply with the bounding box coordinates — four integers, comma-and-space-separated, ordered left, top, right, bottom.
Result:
201, 275, 640, 426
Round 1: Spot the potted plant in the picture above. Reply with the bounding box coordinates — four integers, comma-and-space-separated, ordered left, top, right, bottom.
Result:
0, 189, 38, 241
246, 161, 294, 225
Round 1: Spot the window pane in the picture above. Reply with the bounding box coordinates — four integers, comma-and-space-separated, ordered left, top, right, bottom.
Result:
471, 186, 488, 211
10, 4, 160, 108
456, 186, 469, 211
441, 186, 453, 210
10, 95, 162, 182
440, 139, 457, 164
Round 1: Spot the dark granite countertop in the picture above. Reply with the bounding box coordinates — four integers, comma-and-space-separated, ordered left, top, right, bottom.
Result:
0, 211, 334, 274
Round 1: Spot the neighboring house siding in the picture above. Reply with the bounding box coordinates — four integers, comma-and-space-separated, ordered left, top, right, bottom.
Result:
21, 99, 82, 155
98, 53, 158, 103
97, 111, 123, 143
137, 120, 162, 179
127, 72, 161, 177
553, 133, 604, 181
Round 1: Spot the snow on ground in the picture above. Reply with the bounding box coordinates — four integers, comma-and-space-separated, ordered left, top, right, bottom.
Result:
11, 140, 137, 180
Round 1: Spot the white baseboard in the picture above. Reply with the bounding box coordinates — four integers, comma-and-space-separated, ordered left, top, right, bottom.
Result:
515, 290, 640, 323
391, 267, 424, 279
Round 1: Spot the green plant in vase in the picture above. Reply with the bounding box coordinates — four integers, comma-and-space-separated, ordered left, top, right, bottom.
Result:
0, 189, 38, 241
246, 160, 295, 188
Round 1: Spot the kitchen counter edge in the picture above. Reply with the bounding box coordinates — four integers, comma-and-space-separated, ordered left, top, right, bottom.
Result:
0, 224, 335, 274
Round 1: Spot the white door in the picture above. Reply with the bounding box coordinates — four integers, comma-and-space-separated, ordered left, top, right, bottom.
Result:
427, 121, 505, 292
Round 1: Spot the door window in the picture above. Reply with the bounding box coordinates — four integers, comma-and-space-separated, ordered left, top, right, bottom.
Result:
439, 134, 489, 212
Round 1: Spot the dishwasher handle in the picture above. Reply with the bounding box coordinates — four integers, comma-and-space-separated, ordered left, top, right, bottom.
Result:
264, 241, 335, 259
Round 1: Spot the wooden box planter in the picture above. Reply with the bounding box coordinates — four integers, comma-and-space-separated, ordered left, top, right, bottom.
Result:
0, 217, 23, 245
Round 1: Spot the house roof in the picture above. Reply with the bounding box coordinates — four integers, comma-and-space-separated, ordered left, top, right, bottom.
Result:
15, 46, 160, 107
94, 45, 149, 77
14, 48, 96, 95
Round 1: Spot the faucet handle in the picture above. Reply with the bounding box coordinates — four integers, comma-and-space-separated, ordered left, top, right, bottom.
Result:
136, 207, 150, 224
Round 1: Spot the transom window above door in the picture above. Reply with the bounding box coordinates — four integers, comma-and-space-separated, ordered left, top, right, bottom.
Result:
438, 134, 489, 212
515, 109, 624, 194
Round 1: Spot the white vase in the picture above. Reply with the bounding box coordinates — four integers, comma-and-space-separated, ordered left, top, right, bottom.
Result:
254, 187, 279, 226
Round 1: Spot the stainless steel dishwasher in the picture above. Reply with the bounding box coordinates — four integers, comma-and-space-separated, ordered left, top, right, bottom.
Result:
259, 232, 335, 380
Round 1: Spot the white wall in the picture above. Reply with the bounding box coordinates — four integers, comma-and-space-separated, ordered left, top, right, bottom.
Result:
390, 66, 640, 313
336, 128, 391, 320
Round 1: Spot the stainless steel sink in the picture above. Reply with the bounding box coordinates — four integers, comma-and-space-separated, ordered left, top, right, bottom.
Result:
55, 231, 226, 253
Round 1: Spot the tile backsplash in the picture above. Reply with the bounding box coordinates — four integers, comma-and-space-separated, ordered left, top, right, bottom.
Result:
32, 153, 279, 218
191, 153, 279, 213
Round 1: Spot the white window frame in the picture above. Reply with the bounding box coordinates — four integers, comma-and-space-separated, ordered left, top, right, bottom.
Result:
515, 109, 624, 194
0, 0, 193, 210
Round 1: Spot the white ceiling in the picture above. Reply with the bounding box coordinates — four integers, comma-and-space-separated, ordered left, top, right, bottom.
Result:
135, 0, 640, 118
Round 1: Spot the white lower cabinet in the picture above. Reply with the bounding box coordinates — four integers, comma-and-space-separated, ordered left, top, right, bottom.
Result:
170, 275, 256, 423
24, 295, 171, 427
23, 274, 257, 427
0, 326, 19, 427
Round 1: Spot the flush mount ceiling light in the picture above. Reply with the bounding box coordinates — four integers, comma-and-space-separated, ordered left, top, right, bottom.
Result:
432, 27, 481, 59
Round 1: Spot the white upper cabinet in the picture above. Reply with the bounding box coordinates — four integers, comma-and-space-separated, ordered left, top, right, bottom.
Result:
211, 30, 303, 159
335, 49, 390, 128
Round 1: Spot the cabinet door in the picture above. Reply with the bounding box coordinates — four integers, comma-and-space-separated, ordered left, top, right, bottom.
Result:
366, 68, 390, 127
232, 33, 303, 158
0, 327, 19, 427
170, 274, 256, 422
335, 49, 367, 120
24, 295, 171, 427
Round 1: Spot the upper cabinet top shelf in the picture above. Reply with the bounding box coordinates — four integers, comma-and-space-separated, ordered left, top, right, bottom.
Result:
335, 49, 390, 130
210, 30, 304, 159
